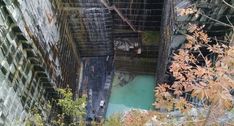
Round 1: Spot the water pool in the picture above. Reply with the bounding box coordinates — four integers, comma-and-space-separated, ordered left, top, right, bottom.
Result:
106, 73, 155, 117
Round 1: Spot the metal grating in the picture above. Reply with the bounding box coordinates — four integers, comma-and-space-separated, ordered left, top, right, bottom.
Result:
110, 0, 164, 31
59, 0, 113, 57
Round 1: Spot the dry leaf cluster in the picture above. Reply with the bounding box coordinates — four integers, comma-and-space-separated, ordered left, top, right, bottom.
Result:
154, 23, 234, 125
176, 7, 197, 16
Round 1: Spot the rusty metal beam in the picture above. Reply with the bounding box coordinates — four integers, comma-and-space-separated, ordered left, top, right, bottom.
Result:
100, 0, 141, 32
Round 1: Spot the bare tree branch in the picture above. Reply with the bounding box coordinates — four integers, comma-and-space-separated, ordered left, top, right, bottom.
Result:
198, 11, 234, 28
222, 0, 234, 10
225, 16, 234, 27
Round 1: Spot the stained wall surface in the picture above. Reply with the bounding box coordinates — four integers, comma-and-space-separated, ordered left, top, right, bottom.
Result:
0, 0, 81, 125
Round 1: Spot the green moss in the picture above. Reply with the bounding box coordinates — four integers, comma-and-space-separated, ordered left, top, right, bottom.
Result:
142, 31, 160, 45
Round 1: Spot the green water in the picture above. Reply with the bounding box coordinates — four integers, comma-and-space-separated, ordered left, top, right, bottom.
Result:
106, 73, 155, 117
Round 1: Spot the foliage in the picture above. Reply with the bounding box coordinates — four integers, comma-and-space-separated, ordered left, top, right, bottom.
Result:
57, 87, 86, 117
22, 87, 86, 126
122, 110, 160, 126
50, 87, 86, 126
22, 87, 87, 126
154, 22, 234, 125
176, 6, 197, 17
51, 113, 66, 126
25, 108, 44, 126
104, 113, 122, 126
152, 2, 234, 125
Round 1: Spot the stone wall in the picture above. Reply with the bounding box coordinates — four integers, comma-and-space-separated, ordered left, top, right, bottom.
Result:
0, 1, 53, 124
0, 0, 81, 125
174, 0, 234, 36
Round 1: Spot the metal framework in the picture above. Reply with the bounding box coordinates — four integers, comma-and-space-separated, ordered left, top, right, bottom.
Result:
58, 0, 113, 57
107, 0, 163, 74
110, 0, 163, 31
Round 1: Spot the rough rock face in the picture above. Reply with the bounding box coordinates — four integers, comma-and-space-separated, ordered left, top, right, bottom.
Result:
173, 0, 234, 51
156, 0, 234, 83
173, 0, 234, 64
0, 0, 81, 125
13, 0, 59, 46
7, 0, 81, 88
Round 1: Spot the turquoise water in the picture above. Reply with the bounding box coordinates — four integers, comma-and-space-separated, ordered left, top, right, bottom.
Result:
106, 73, 155, 117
